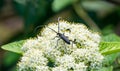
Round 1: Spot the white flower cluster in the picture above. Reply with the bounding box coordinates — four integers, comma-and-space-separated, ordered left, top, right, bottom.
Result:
17, 20, 104, 71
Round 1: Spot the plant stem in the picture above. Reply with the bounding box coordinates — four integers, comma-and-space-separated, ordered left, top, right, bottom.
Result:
73, 2, 101, 33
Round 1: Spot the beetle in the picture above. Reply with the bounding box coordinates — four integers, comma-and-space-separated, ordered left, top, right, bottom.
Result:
47, 17, 71, 45
34, 17, 72, 48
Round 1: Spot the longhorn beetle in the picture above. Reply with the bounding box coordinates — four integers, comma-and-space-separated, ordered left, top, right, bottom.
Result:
34, 17, 72, 48
47, 17, 71, 45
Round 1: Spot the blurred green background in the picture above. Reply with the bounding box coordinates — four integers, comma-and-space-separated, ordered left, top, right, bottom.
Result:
0, 0, 120, 71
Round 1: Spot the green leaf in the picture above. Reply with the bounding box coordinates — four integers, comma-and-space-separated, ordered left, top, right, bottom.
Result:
14, 0, 27, 5
102, 25, 114, 35
99, 42, 120, 55
102, 34, 120, 42
97, 66, 113, 71
100, 34, 120, 55
81, 1, 115, 12
1, 40, 25, 54
52, 0, 74, 12
13, 0, 52, 35
103, 53, 118, 66
3, 51, 21, 67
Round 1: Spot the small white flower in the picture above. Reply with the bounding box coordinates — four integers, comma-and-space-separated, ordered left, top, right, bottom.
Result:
71, 48, 104, 70
55, 54, 75, 68
21, 39, 39, 52
45, 48, 62, 59
73, 62, 87, 71
52, 66, 67, 71
36, 66, 49, 71
18, 48, 48, 71
18, 20, 104, 71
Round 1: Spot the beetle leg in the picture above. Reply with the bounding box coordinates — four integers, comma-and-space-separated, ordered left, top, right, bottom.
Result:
55, 38, 60, 48
63, 42, 67, 54
69, 39, 76, 48
51, 35, 59, 40
66, 28, 71, 33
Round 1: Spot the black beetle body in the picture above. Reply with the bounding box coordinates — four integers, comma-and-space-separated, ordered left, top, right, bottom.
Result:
47, 17, 71, 45
58, 33, 70, 44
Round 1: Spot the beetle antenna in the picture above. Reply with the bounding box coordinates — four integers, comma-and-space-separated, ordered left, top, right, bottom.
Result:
34, 25, 45, 33
34, 25, 57, 33
47, 27, 58, 33
58, 17, 61, 33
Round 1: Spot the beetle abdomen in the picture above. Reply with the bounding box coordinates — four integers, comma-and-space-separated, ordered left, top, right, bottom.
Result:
58, 33, 70, 44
